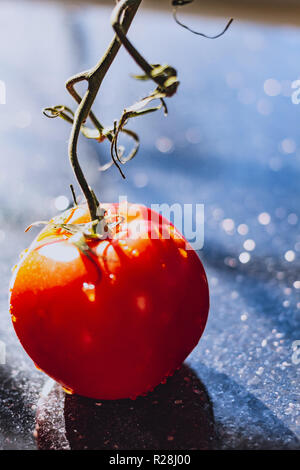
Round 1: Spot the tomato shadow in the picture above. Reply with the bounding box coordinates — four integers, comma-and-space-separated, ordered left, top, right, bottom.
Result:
64, 364, 216, 450
36, 364, 217, 450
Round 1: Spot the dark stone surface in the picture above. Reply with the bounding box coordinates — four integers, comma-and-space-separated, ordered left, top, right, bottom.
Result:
0, 1, 299, 449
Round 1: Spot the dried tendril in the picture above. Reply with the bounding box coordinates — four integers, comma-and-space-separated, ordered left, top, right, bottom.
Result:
172, 0, 233, 39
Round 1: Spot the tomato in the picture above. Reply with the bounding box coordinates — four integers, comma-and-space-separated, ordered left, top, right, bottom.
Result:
9, 203, 209, 400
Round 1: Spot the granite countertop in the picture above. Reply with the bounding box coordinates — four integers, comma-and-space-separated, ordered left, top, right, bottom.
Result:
0, 0, 299, 450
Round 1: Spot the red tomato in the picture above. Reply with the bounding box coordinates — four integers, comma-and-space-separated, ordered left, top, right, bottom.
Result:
9, 203, 209, 399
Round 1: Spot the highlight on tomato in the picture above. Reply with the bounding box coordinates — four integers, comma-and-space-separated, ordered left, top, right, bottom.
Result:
9, 202, 209, 400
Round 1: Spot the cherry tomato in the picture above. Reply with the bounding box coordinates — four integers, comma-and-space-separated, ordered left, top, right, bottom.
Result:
9, 203, 209, 399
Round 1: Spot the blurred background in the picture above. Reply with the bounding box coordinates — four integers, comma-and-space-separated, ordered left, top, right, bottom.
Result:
0, 0, 299, 450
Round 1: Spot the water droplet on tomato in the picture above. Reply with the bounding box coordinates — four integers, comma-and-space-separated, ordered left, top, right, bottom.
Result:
19, 249, 28, 259
136, 296, 147, 312
82, 282, 96, 302
11, 264, 18, 273
109, 273, 116, 283
178, 248, 188, 259
63, 386, 74, 395
131, 249, 139, 257
11, 315, 17, 323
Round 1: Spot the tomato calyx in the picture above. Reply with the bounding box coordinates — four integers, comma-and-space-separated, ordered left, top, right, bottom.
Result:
25, 207, 124, 239
24, 207, 124, 276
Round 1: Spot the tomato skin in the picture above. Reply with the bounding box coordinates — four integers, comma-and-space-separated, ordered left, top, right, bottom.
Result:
9, 203, 209, 400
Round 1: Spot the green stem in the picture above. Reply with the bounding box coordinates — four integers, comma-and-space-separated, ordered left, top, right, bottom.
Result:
67, 0, 142, 222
